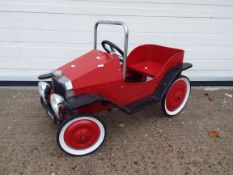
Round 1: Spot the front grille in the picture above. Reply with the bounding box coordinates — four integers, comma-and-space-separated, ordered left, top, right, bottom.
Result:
52, 78, 66, 99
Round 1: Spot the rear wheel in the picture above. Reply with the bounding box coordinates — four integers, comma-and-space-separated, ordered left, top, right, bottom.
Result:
162, 76, 191, 116
57, 114, 106, 156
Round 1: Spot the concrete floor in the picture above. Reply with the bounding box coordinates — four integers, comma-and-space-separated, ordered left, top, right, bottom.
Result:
0, 87, 232, 175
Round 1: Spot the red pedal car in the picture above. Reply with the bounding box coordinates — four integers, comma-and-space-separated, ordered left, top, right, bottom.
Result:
38, 20, 192, 156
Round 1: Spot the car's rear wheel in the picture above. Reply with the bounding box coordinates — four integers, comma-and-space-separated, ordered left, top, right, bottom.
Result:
162, 76, 191, 116
57, 114, 106, 156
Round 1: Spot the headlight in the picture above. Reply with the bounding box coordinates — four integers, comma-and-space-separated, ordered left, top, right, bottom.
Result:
38, 82, 51, 102
50, 94, 64, 119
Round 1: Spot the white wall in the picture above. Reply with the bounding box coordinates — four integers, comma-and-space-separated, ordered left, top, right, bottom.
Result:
0, 0, 233, 81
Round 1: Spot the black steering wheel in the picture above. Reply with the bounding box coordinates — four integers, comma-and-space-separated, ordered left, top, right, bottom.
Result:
101, 40, 124, 62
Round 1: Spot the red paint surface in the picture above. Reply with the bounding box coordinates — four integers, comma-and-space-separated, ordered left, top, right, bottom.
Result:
64, 119, 100, 149
165, 80, 187, 111
58, 44, 184, 112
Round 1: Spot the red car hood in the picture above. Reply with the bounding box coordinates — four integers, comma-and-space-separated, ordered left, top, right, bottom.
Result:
58, 50, 123, 90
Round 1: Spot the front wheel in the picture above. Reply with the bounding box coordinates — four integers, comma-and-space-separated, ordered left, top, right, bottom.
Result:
57, 114, 106, 156
161, 76, 191, 116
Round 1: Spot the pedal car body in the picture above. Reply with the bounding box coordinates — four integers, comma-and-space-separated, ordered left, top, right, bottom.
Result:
38, 20, 192, 156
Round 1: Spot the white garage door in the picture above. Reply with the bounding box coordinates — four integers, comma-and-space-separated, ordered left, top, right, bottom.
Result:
0, 0, 233, 81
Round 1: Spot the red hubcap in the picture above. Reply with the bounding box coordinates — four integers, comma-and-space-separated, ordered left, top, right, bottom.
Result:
166, 80, 187, 112
64, 119, 100, 149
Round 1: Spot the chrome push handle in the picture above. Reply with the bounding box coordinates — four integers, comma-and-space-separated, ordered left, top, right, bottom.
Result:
94, 20, 129, 80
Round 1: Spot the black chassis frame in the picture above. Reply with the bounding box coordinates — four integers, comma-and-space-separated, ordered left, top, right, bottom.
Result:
63, 63, 192, 114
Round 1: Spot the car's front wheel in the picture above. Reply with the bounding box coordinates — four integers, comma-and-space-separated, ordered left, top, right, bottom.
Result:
57, 114, 106, 156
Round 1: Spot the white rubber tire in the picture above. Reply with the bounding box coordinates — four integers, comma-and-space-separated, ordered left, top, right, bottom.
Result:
57, 115, 106, 156
162, 76, 191, 116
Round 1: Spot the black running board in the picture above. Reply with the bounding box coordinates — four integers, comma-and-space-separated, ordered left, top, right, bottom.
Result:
121, 95, 160, 114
